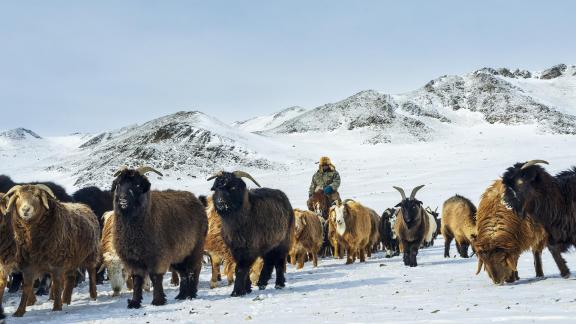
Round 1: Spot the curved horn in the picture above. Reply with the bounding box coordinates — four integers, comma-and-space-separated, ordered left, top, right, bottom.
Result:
136, 166, 163, 177
113, 165, 128, 177
4, 185, 22, 213
475, 258, 484, 275
392, 186, 406, 200
233, 171, 261, 187
409, 185, 425, 200
206, 171, 224, 182
520, 160, 549, 170
34, 184, 56, 199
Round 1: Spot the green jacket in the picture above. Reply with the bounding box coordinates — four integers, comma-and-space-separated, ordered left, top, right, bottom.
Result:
309, 169, 341, 196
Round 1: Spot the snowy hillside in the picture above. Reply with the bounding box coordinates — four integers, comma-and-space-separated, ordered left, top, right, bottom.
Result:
233, 106, 307, 132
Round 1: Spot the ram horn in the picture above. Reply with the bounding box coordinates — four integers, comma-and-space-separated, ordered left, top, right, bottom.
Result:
136, 166, 163, 177
409, 185, 425, 200
233, 171, 261, 187
520, 160, 549, 170
4, 185, 22, 214
206, 171, 224, 181
113, 165, 128, 177
392, 186, 407, 200
34, 184, 56, 199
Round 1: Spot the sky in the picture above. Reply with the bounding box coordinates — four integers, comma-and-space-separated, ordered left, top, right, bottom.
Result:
1, 1, 575, 136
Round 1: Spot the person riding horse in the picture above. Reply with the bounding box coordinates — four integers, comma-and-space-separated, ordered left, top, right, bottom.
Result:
308, 156, 341, 205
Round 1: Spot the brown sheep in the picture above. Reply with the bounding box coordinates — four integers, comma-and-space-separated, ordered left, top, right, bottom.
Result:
441, 195, 477, 258
330, 199, 372, 265
289, 209, 324, 269
0, 192, 18, 319
367, 209, 381, 256
393, 185, 429, 267
3, 184, 100, 317
472, 180, 548, 284
204, 196, 236, 289
112, 166, 207, 308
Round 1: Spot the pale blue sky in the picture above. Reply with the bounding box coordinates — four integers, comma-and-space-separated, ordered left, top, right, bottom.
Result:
1, 1, 575, 135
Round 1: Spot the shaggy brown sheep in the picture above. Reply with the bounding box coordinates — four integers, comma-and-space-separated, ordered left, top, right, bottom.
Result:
330, 199, 372, 265
441, 195, 477, 258
289, 209, 324, 269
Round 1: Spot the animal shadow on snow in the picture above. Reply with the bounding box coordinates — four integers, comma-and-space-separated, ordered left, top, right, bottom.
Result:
289, 276, 392, 293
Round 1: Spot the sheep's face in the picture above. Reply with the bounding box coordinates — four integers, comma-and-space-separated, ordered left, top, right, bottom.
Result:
9, 187, 49, 222
501, 163, 542, 217
112, 170, 151, 215
103, 252, 125, 296
331, 203, 346, 236
396, 199, 422, 228
476, 248, 518, 285
211, 173, 246, 214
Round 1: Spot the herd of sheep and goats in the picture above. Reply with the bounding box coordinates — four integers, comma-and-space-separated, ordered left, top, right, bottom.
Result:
0, 158, 575, 319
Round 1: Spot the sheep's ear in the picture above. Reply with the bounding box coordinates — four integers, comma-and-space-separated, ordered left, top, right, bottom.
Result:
40, 191, 50, 210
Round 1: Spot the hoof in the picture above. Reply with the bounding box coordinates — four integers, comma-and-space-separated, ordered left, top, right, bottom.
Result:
231, 290, 246, 297
562, 272, 571, 279
175, 293, 186, 300
151, 297, 167, 306
127, 299, 142, 309
258, 285, 266, 291
274, 284, 285, 290
52, 305, 63, 312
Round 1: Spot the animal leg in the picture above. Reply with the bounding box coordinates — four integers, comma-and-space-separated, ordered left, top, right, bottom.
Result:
533, 249, 544, 278
8, 272, 22, 293
274, 247, 288, 289
409, 243, 419, 267
231, 263, 251, 297
549, 244, 571, 278
62, 272, 75, 305
188, 245, 203, 299
297, 252, 305, 270
171, 271, 180, 286
312, 251, 319, 267
257, 253, 275, 290
52, 272, 64, 311
209, 254, 222, 289
127, 274, 144, 309
150, 273, 167, 306
443, 234, 453, 258
14, 272, 35, 317
88, 265, 98, 300
359, 246, 366, 263
459, 242, 470, 258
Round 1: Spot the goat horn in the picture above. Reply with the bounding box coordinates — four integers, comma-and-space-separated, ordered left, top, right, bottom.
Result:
4, 185, 22, 199
35, 184, 56, 199
136, 166, 163, 177
206, 171, 224, 182
113, 165, 128, 177
520, 160, 549, 170
392, 186, 407, 200
232, 171, 261, 187
475, 258, 484, 275
409, 185, 425, 200
4, 185, 21, 213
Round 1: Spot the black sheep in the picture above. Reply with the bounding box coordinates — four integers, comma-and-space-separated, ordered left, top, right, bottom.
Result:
208, 171, 294, 297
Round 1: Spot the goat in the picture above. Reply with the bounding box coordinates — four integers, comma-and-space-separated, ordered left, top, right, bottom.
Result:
393, 185, 429, 267
207, 171, 294, 296
289, 209, 324, 269
330, 199, 372, 265
441, 195, 477, 258
380, 208, 400, 258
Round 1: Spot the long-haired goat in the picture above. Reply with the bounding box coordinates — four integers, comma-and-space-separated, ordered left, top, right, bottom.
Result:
330, 199, 372, 265
501, 160, 574, 278
441, 195, 477, 258
380, 208, 399, 258
393, 185, 429, 267
207, 171, 294, 297
290, 209, 324, 269
473, 180, 548, 284
3, 184, 100, 317
112, 166, 207, 308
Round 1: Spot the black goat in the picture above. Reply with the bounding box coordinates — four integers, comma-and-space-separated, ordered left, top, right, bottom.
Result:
207, 171, 294, 297
379, 208, 400, 258
502, 159, 574, 278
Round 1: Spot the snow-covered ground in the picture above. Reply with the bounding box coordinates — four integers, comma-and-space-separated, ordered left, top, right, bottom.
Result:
2, 122, 576, 323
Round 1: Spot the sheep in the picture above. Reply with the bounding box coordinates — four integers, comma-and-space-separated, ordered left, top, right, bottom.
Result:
330, 199, 372, 265
99, 211, 150, 296
289, 209, 324, 269
472, 180, 549, 284
367, 209, 381, 256
380, 208, 400, 258
207, 171, 294, 297
393, 185, 429, 267
3, 184, 100, 317
423, 207, 441, 247
0, 175, 72, 295
441, 195, 477, 258
421, 208, 439, 248
112, 166, 207, 308
0, 192, 18, 320
501, 159, 574, 278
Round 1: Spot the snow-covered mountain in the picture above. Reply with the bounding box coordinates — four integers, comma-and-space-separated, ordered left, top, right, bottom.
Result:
60, 111, 288, 187
0, 128, 42, 140
233, 106, 307, 132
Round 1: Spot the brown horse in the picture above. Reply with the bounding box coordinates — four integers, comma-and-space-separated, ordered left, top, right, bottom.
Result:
307, 190, 333, 257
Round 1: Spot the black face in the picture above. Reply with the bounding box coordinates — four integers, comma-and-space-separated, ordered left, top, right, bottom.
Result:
396, 199, 422, 227
210, 172, 246, 214
112, 170, 151, 216
501, 163, 540, 217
